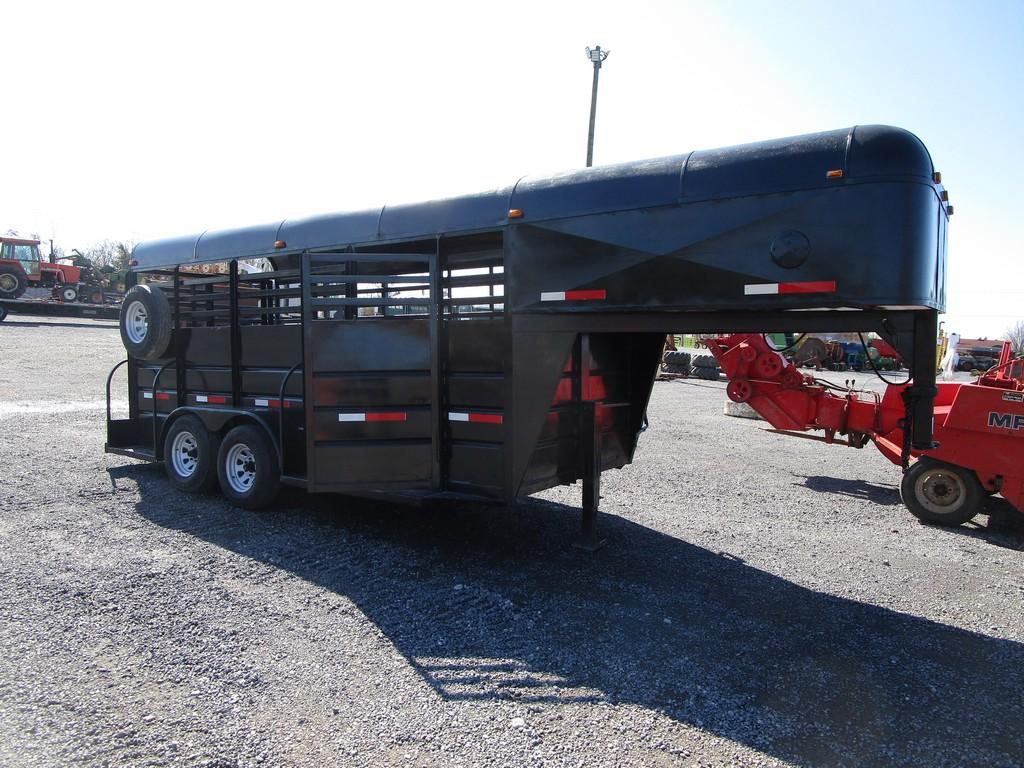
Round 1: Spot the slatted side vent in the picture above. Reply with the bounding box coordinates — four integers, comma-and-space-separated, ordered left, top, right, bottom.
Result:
442, 253, 504, 319
304, 251, 434, 321
140, 264, 305, 328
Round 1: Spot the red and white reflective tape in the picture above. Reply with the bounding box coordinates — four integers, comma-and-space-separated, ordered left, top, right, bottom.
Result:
338, 412, 407, 423
254, 398, 297, 409
195, 394, 227, 404
448, 411, 503, 424
143, 391, 172, 401
744, 280, 836, 296
540, 289, 606, 302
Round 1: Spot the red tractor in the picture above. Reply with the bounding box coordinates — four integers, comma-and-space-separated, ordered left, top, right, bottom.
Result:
0, 235, 104, 303
707, 334, 1024, 527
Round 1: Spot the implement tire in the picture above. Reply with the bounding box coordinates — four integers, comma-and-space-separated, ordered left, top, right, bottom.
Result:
120, 285, 172, 360
0, 265, 26, 299
901, 458, 982, 526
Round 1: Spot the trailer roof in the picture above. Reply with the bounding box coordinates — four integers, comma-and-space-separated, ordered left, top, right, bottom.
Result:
131, 125, 935, 270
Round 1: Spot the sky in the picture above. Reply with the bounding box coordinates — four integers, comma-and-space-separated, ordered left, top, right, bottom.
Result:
3, 0, 1021, 337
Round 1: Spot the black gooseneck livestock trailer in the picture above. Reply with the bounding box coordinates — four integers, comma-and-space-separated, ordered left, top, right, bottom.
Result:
105, 126, 950, 546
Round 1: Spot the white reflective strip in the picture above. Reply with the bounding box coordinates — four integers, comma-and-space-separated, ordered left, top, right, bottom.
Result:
143, 391, 153, 399
196, 395, 209, 403
255, 398, 269, 407
338, 413, 366, 422
448, 412, 469, 422
744, 283, 779, 295
540, 291, 566, 302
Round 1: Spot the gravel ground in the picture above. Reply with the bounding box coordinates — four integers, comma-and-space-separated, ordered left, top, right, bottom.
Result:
1, 316, 1022, 767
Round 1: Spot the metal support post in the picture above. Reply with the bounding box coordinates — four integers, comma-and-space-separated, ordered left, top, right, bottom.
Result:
910, 309, 939, 450
574, 399, 607, 551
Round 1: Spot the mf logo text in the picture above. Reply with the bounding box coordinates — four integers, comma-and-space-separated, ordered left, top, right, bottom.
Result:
988, 412, 1024, 431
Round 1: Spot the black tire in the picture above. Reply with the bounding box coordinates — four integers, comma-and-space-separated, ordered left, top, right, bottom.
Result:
85, 288, 104, 304
692, 354, 717, 368
59, 284, 79, 303
217, 425, 280, 509
664, 350, 691, 367
900, 458, 982, 526
0, 305, 7, 322
700, 365, 721, 380
119, 285, 172, 360
163, 415, 221, 493
0, 264, 26, 299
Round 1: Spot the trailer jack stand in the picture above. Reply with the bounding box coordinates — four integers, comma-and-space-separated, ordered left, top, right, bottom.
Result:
573, 400, 607, 552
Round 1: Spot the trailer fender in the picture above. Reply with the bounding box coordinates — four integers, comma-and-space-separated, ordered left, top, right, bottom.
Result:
160, 408, 280, 470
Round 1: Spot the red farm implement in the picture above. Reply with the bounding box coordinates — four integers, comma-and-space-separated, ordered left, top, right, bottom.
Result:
706, 334, 1024, 526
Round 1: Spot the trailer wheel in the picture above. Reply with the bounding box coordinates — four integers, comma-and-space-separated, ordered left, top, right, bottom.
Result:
119, 285, 172, 360
163, 415, 221, 493
901, 458, 982, 526
0, 265, 26, 299
217, 425, 280, 510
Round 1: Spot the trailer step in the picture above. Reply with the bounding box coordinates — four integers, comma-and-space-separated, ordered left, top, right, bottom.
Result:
104, 444, 158, 461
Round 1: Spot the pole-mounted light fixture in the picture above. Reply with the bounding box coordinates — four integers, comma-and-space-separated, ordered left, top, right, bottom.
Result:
584, 45, 610, 167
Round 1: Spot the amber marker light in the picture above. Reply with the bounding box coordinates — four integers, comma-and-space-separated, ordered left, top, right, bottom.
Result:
508, 209, 524, 219
933, 171, 942, 184
274, 240, 287, 249
826, 169, 843, 179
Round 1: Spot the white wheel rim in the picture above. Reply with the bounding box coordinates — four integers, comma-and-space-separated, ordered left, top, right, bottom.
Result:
226, 443, 257, 494
915, 467, 966, 515
62, 288, 76, 301
0, 274, 16, 292
171, 431, 199, 478
125, 301, 148, 344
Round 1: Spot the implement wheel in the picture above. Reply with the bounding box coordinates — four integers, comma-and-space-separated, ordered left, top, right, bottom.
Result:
901, 458, 982, 526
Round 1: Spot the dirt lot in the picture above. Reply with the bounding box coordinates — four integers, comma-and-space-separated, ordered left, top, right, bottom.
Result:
1, 316, 1022, 767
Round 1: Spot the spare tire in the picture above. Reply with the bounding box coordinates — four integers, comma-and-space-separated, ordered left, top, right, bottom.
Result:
120, 284, 173, 360
0, 264, 27, 299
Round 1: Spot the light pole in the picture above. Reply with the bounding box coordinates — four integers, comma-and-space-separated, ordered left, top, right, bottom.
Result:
585, 45, 609, 168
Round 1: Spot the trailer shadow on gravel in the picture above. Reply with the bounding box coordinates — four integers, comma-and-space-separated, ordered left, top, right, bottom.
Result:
112, 463, 1024, 767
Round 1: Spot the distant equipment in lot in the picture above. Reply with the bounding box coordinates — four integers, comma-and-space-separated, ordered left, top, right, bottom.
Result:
0, 234, 122, 322
708, 334, 1024, 526
105, 125, 950, 545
